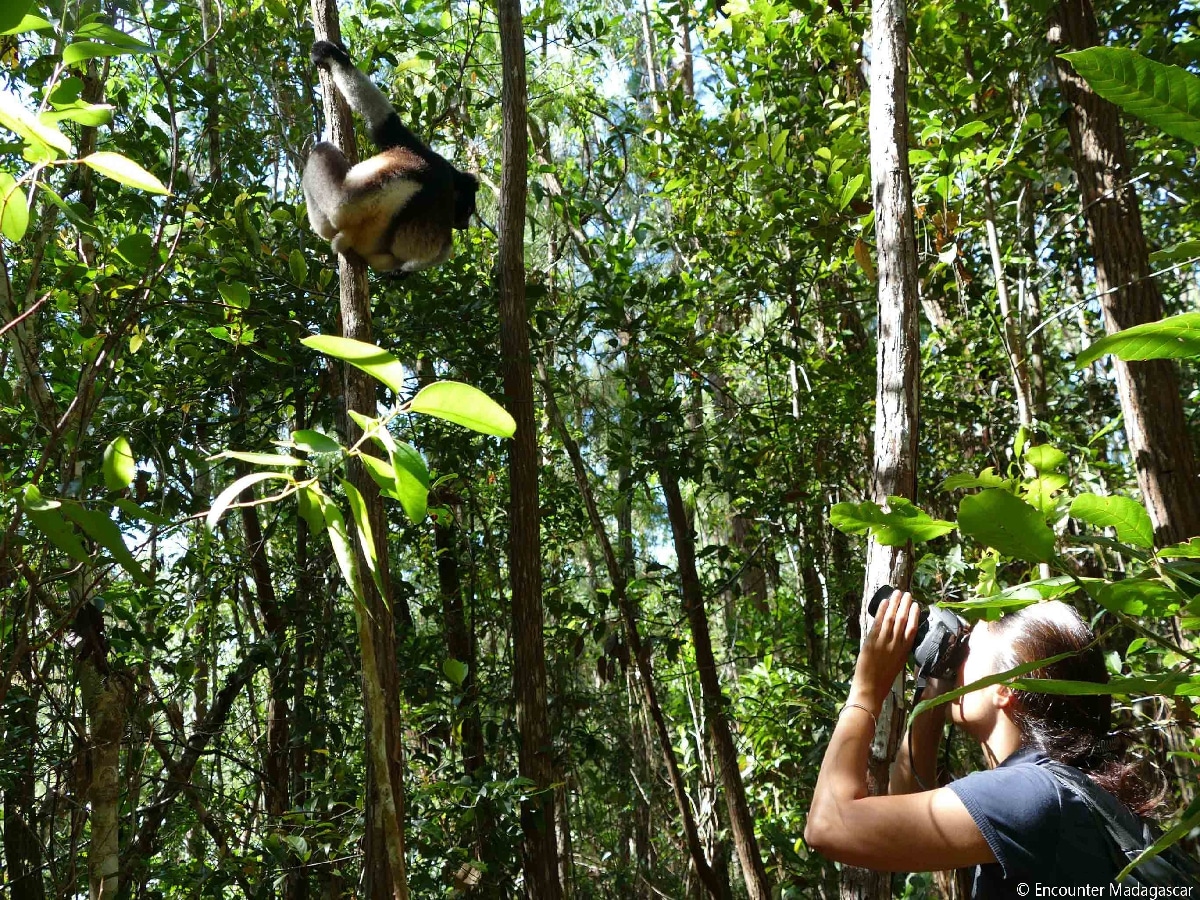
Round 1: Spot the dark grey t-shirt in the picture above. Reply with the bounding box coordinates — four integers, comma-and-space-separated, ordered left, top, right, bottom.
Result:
947, 747, 1119, 898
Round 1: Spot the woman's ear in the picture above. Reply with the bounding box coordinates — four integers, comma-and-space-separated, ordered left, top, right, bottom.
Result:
993, 684, 1016, 710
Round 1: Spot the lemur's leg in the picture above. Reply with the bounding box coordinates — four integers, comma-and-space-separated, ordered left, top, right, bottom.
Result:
302, 141, 349, 241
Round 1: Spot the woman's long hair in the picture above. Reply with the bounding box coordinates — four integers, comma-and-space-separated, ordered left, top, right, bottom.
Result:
990, 600, 1165, 817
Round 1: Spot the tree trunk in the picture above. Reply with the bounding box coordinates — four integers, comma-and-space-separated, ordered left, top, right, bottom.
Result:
496, 0, 562, 894
657, 473, 771, 900
1050, 0, 1200, 545
844, 0, 922, 896
541, 366, 723, 897
307, 3, 410, 897
81, 660, 127, 900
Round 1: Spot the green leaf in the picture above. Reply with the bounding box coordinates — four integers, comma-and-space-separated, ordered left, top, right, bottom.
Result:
941, 576, 1101, 612
941, 467, 1011, 491
115, 233, 153, 267
205, 471, 291, 531
0, 92, 71, 154
0, 0, 34, 34
73, 22, 156, 52
341, 478, 385, 599
1158, 539, 1200, 559
301, 335, 406, 394
40, 102, 114, 127
1060, 47, 1200, 146
1116, 800, 1200, 882
1023, 444, 1067, 474
0, 172, 29, 242
288, 248, 308, 283
82, 152, 169, 194
1068, 493, 1154, 549
838, 173, 864, 211
62, 504, 151, 586
443, 658, 469, 686
296, 484, 327, 535
1022, 474, 1068, 517
911, 647, 1084, 721
62, 40, 155, 64
214, 450, 306, 467
316, 494, 363, 603
408, 381, 516, 437
1149, 240, 1200, 265
1009, 671, 1197, 698
360, 452, 428, 523
829, 497, 956, 546
102, 435, 136, 490
291, 429, 341, 454
958, 489, 1055, 563
218, 282, 250, 309
2, 13, 52, 34
23, 485, 89, 563
1095, 578, 1181, 616
1077, 312, 1200, 367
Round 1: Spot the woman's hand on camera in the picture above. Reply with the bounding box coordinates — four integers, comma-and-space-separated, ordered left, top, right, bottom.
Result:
849, 589, 920, 711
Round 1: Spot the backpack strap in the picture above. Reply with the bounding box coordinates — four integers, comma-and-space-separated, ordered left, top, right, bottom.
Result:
1042, 761, 1148, 861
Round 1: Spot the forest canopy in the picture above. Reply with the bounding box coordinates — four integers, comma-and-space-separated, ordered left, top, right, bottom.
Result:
1, 0, 1198, 897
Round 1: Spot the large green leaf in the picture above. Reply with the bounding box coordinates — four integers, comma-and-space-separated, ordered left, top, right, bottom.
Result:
1076, 312, 1200, 367
958, 490, 1055, 563
829, 497, 955, 546
360, 452, 427, 523
316, 494, 363, 603
408, 381, 517, 438
1095, 578, 1181, 617
1068, 493, 1154, 549
82, 152, 169, 194
302, 335, 406, 394
102, 435, 136, 490
341, 478, 385, 599
62, 504, 152, 586
205, 472, 291, 530
0, 0, 33, 35
0, 172, 29, 242
1060, 47, 1200, 146
23, 485, 89, 564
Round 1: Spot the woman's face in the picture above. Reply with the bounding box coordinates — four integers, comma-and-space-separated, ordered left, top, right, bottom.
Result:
950, 618, 1004, 734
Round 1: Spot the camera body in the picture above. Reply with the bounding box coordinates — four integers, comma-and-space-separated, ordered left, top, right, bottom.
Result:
868, 585, 969, 680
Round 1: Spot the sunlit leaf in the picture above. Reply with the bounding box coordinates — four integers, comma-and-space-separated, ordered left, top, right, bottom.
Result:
205, 471, 291, 531
0, 172, 29, 242
1069, 493, 1154, 549
341, 478, 384, 599
291, 429, 341, 454
0, 92, 71, 154
1076, 312, 1200, 367
830, 497, 955, 546
302, 335, 406, 394
102, 435, 136, 490
1060, 47, 1200, 146
214, 450, 306, 467
82, 152, 169, 194
408, 381, 516, 437
958, 489, 1055, 563
443, 658, 469, 686
0, 0, 34, 35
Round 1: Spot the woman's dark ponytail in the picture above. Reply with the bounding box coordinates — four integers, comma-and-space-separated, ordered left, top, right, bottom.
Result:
990, 601, 1166, 817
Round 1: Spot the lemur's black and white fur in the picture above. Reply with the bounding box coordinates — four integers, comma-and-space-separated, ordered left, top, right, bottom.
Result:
303, 41, 478, 274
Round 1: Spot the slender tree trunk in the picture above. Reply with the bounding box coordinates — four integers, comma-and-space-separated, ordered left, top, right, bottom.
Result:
845, 0, 922, 896
1050, 0, 1200, 545
982, 179, 1033, 428
657, 472, 771, 900
496, 0, 561, 894
308, 3, 409, 897
80, 659, 127, 900
541, 366, 723, 897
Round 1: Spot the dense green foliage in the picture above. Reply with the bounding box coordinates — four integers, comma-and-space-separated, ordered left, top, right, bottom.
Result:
1, 0, 1198, 897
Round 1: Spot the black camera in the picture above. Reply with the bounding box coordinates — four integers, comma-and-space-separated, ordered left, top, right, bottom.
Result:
868, 585, 970, 680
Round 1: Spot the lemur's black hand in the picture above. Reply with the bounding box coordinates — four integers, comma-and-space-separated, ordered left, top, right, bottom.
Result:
311, 40, 352, 70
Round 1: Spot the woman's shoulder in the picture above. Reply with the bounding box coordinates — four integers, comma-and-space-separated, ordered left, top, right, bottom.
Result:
948, 747, 1117, 885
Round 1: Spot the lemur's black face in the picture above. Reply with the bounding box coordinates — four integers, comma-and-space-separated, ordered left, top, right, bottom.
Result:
453, 172, 479, 230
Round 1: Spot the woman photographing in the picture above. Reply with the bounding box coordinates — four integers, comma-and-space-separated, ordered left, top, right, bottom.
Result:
804, 589, 1194, 895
